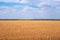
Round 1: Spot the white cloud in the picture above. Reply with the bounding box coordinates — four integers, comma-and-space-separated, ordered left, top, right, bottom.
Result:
0, 5, 51, 19
0, 0, 19, 2
0, 6, 19, 15
54, 0, 60, 2
0, 6, 22, 19
0, 0, 60, 19
0, 0, 54, 19
0, 0, 30, 4
17, 6, 51, 19
20, 0, 29, 3
38, 2, 47, 7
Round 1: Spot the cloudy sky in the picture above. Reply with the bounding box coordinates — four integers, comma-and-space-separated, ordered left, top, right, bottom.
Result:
0, 0, 60, 19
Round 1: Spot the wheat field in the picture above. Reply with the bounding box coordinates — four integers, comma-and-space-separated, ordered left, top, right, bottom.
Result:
0, 20, 60, 40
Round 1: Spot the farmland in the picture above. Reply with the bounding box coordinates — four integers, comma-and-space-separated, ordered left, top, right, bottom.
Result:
0, 20, 60, 40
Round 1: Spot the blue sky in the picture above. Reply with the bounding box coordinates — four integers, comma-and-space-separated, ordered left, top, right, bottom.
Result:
0, 0, 60, 19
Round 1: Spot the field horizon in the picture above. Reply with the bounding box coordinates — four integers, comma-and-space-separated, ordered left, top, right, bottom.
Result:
0, 20, 60, 40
